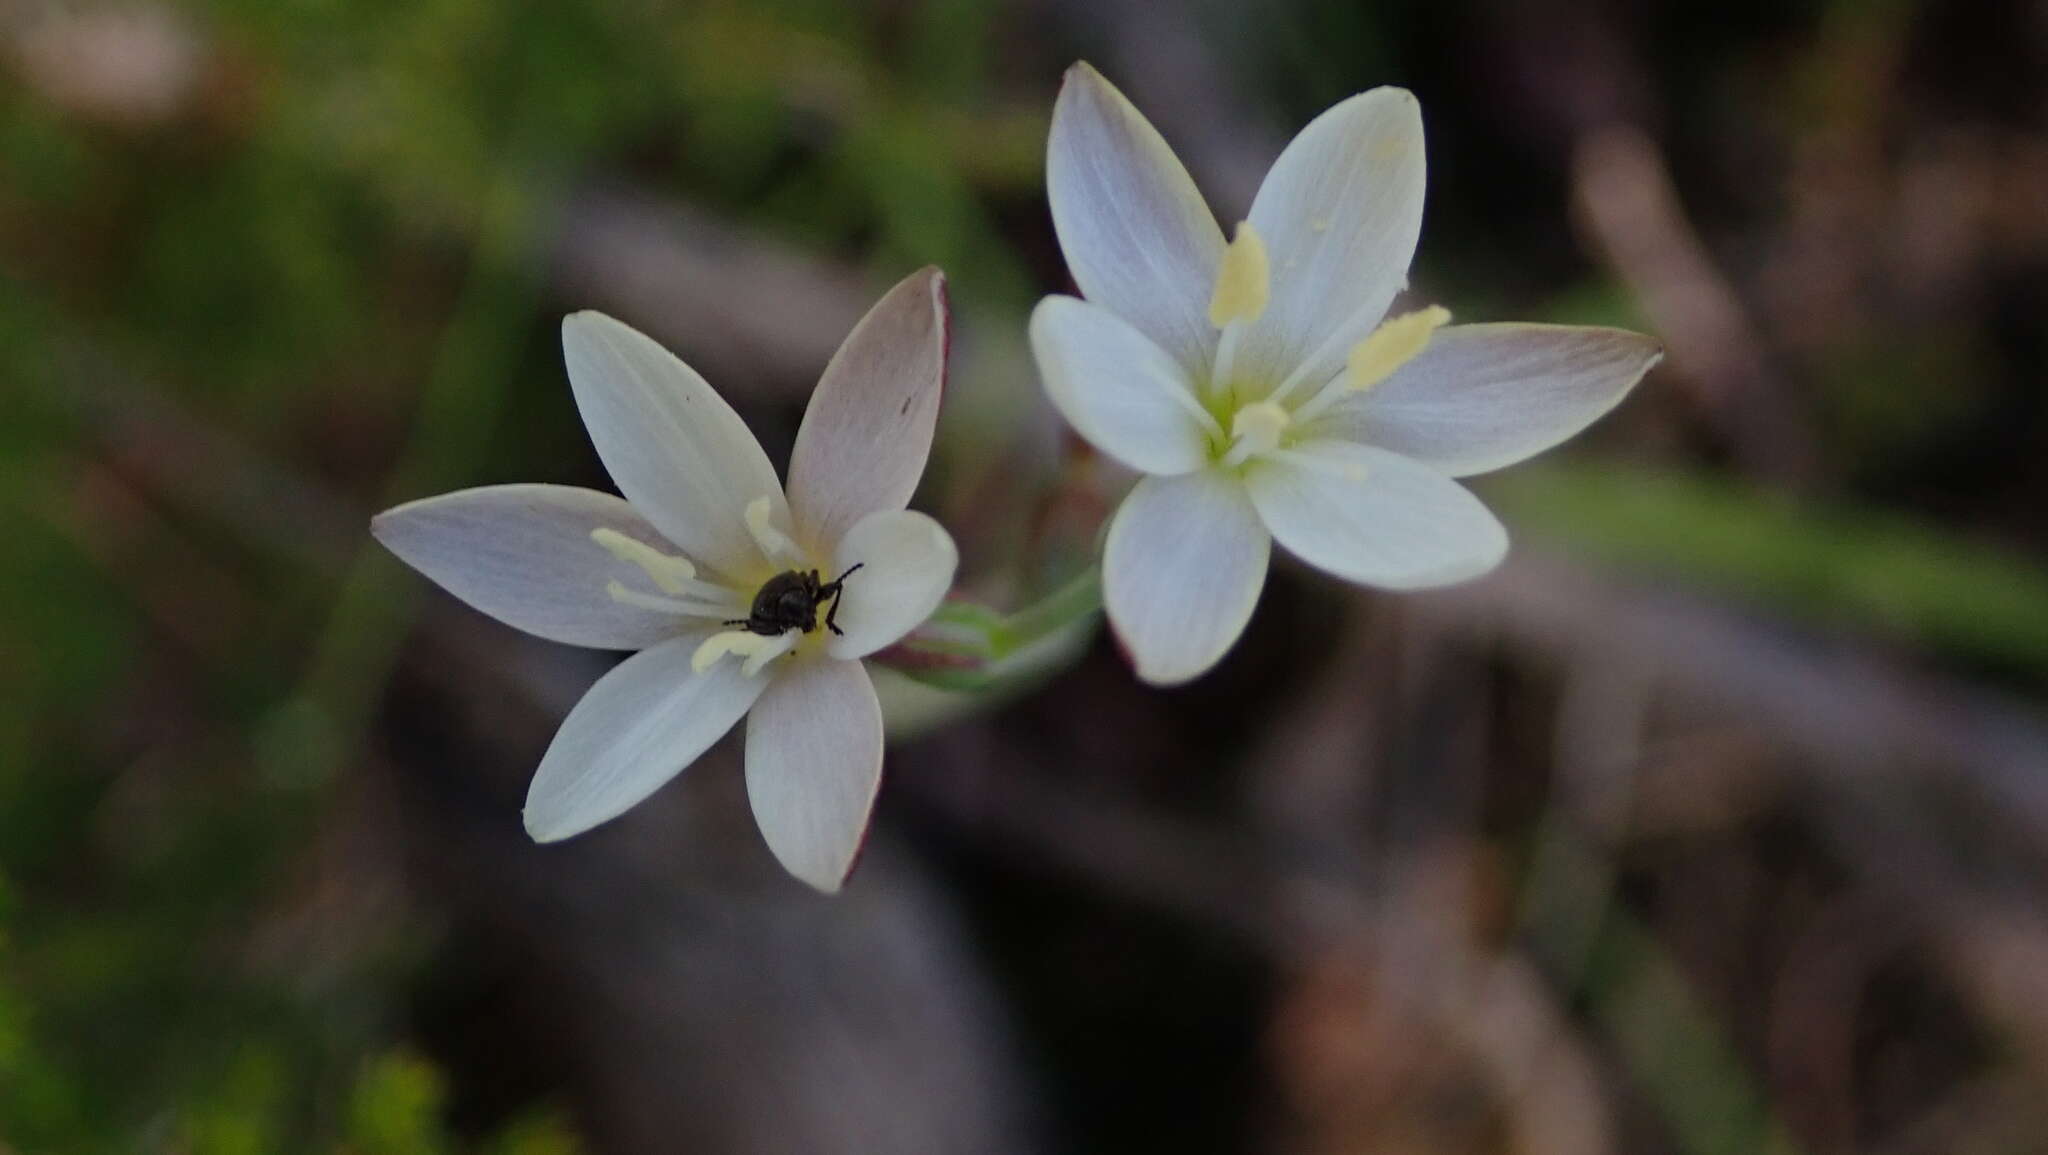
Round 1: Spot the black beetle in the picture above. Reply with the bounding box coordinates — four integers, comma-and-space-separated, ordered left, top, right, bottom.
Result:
726, 564, 864, 637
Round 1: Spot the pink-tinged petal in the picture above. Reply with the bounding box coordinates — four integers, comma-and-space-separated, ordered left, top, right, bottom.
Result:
1313, 324, 1663, 476
745, 657, 884, 893
1048, 61, 1225, 372
786, 267, 950, 551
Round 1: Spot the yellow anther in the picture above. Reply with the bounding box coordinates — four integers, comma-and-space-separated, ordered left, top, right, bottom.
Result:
1208, 221, 1271, 328
744, 495, 801, 564
1346, 306, 1450, 392
591, 527, 696, 594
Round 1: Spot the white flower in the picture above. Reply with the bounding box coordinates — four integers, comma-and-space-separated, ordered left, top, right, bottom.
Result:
1032, 63, 1663, 685
372, 268, 957, 892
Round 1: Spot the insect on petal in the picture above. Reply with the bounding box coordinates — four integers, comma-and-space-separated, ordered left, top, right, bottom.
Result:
824, 509, 959, 661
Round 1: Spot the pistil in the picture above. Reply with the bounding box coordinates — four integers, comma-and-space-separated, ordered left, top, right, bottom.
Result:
1218, 400, 1291, 468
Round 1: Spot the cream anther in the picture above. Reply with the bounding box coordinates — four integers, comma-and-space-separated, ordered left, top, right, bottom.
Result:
591, 527, 696, 594
1207, 222, 1270, 328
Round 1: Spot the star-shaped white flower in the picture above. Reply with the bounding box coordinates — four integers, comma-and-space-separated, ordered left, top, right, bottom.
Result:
1031, 64, 1663, 685
373, 268, 958, 892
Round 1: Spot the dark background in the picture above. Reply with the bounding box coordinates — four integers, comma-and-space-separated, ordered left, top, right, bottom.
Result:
5, 0, 2048, 1152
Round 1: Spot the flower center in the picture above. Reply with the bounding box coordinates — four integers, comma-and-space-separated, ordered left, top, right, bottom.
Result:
1218, 401, 1291, 468
1195, 220, 1450, 469
595, 494, 823, 679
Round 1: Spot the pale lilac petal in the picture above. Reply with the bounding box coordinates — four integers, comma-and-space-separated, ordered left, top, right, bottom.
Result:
523, 635, 767, 842
1048, 61, 1225, 371
1312, 324, 1663, 476
1244, 440, 1506, 590
745, 657, 884, 892
785, 267, 950, 551
1104, 469, 1271, 685
372, 484, 691, 650
562, 311, 788, 577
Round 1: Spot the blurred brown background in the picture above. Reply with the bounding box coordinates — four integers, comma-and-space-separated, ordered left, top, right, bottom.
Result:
4, 0, 2048, 1152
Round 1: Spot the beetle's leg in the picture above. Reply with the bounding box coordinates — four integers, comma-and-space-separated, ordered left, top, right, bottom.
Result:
812, 563, 862, 636
724, 617, 750, 628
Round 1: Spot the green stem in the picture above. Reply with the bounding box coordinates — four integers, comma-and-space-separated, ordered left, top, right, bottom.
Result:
879, 565, 1103, 693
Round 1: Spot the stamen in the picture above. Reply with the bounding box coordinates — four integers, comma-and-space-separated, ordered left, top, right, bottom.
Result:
591, 527, 696, 594
740, 630, 800, 676
1207, 222, 1270, 328
744, 496, 803, 566
1218, 401, 1291, 468
1205, 222, 1271, 394
1292, 306, 1451, 425
1345, 306, 1450, 392
691, 628, 800, 677
605, 581, 738, 619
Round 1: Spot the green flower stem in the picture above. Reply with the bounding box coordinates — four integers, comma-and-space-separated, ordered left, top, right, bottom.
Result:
877, 565, 1104, 693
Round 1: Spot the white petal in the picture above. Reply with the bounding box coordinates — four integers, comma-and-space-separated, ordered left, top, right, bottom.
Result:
1244, 440, 1506, 590
745, 657, 883, 892
1103, 469, 1271, 685
372, 484, 694, 650
824, 509, 958, 661
1047, 61, 1225, 372
1030, 295, 1214, 476
561, 312, 788, 577
1236, 88, 1427, 391
1312, 324, 1664, 476
785, 267, 949, 552
523, 635, 768, 842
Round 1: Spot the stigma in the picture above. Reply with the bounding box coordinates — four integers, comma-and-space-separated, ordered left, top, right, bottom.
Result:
1218, 400, 1291, 468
